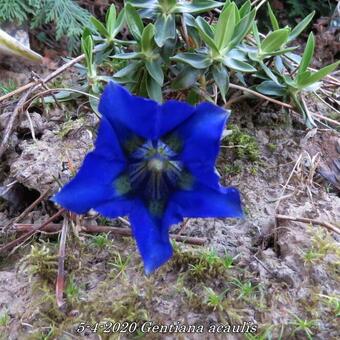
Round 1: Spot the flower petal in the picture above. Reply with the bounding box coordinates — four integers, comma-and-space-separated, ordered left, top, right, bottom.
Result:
159, 100, 196, 137
99, 82, 195, 140
94, 116, 126, 161
174, 102, 230, 188
129, 199, 173, 274
163, 183, 243, 228
52, 117, 126, 214
96, 197, 133, 218
52, 153, 125, 214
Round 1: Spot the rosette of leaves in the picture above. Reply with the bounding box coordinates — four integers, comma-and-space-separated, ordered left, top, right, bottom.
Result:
171, 0, 256, 101
244, 4, 316, 85
126, 0, 224, 47
257, 31, 339, 126
112, 5, 164, 102
254, 4, 339, 126
90, 4, 126, 48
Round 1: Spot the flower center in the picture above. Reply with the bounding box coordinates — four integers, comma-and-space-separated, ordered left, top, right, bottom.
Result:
147, 158, 165, 172
114, 136, 194, 215
127, 139, 183, 201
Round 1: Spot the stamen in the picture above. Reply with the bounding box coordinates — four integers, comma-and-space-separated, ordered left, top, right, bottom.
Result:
147, 158, 165, 172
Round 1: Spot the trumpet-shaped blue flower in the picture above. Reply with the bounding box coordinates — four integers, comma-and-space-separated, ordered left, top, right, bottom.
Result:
53, 83, 243, 273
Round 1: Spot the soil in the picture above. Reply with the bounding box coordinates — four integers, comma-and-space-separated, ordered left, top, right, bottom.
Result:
0, 55, 339, 340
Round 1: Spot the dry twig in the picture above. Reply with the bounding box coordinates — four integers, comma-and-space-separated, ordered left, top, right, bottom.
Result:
56, 218, 69, 309
0, 208, 65, 254
14, 223, 207, 246
276, 214, 340, 235
3, 188, 51, 231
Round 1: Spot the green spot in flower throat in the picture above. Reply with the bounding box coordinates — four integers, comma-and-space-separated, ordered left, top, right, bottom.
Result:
124, 135, 144, 154
114, 174, 132, 195
162, 133, 182, 153
149, 200, 165, 217
179, 171, 194, 190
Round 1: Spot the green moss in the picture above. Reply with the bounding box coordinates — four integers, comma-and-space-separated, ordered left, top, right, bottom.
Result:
0, 309, 10, 327
0, 80, 17, 95
267, 143, 277, 153
18, 243, 58, 284
225, 125, 260, 162
225, 163, 242, 175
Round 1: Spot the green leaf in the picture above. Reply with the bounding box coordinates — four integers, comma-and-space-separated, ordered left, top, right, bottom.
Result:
212, 63, 229, 102
125, 0, 157, 10
89, 96, 100, 116
112, 52, 142, 59
261, 28, 290, 54
154, 13, 176, 47
146, 75, 162, 102
267, 3, 279, 31
239, 0, 251, 18
125, 3, 144, 41
195, 16, 214, 38
171, 52, 212, 69
230, 9, 256, 49
262, 46, 298, 57
221, 0, 231, 11
214, 2, 237, 49
298, 32, 314, 75
106, 4, 117, 38
252, 22, 261, 47
262, 30, 289, 52
256, 80, 286, 97
146, 60, 164, 85
178, 0, 224, 14
113, 62, 141, 78
141, 23, 155, 53
195, 17, 219, 54
172, 68, 201, 89
81, 29, 93, 68
223, 57, 256, 73
297, 61, 340, 89
288, 11, 315, 42
260, 62, 279, 84
112, 8, 126, 37
91, 17, 109, 38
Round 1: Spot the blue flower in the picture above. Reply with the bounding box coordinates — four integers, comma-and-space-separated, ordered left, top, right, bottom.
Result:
53, 83, 243, 274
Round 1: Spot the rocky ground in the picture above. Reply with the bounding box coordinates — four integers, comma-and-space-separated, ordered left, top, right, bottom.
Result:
0, 55, 339, 340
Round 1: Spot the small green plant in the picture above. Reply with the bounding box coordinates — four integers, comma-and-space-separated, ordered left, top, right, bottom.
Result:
109, 251, 131, 279
289, 313, 317, 340
225, 163, 242, 176
90, 233, 111, 250
244, 324, 284, 340
202, 249, 221, 266
302, 248, 323, 265
0, 80, 16, 95
222, 252, 235, 269
267, 143, 277, 153
188, 260, 208, 278
0, 309, 10, 327
319, 294, 340, 318
204, 287, 226, 311
65, 275, 80, 303
232, 279, 258, 300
